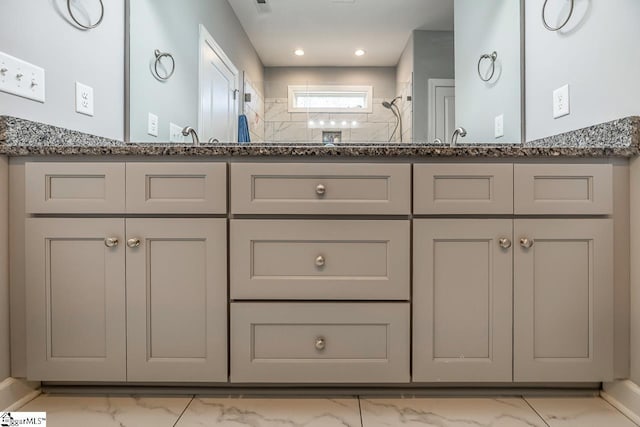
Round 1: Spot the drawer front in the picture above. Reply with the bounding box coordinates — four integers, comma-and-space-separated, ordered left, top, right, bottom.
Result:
126, 163, 227, 214
414, 164, 514, 215
231, 220, 410, 300
514, 163, 613, 215
231, 303, 410, 383
231, 163, 411, 215
26, 162, 125, 214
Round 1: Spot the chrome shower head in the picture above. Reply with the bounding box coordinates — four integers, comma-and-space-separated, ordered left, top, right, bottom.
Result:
382, 97, 401, 110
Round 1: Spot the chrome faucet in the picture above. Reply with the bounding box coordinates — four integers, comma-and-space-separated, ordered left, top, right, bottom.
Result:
182, 127, 200, 146
451, 127, 467, 147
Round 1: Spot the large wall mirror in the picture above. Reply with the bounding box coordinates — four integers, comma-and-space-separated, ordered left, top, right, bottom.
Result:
127, 0, 523, 144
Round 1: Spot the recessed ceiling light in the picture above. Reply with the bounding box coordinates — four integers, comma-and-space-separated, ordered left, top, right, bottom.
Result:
352, 121, 358, 126
294, 49, 305, 56
342, 121, 347, 126
308, 120, 315, 126
330, 121, 336, 126
319, 121, 325, 126
355, 49, 366, 57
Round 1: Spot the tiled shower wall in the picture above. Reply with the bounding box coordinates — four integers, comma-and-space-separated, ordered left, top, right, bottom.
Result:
243, 74, 265, 143
398, 78, 413, 143
264, 97, 410, 143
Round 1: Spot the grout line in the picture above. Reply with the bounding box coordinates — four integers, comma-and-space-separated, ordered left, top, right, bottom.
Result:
357, 396, 364, 427
522, 397, 551, 427
172, 395, 195, 427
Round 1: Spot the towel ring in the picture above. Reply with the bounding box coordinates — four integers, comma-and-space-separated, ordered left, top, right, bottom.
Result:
542, 0, 575, 31
153, 50, 175, 81
477, 51, 498, 82
66, 0, 104, 30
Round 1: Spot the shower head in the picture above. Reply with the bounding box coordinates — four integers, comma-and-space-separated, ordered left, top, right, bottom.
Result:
382, 96, 402, 109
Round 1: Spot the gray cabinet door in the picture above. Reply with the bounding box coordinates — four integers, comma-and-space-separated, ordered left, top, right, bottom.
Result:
25, 218, 126, 381
514, 219, 614, 382
413, 219, 513, 382
125, 218, 227, 382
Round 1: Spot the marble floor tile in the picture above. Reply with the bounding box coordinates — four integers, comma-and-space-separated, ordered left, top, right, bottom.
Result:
360, 397, 548, 427
525, 397, 638, 427
175, 397, 361, 427
19, 394, 192, 427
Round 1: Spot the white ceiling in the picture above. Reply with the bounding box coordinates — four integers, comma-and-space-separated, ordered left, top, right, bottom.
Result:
228, 0, 454, 67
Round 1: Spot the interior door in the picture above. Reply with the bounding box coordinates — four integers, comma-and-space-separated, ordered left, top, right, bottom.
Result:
428, 79, 456, 143
199, 25, 239, 143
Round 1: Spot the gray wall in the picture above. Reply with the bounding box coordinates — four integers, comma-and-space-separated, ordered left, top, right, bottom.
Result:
396, 35, 414, 91
0, 0, 125, 140
264, 67, 396, 100
525, 0, 640, 141
129, 0, 264, 142
455, 0, 522, 143
412, 30, 455, 142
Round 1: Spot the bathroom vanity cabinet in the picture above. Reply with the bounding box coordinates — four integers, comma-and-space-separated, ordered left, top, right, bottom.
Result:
20, 159, 616, 385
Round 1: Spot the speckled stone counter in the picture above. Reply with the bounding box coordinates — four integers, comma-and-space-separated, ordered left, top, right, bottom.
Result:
1, 115, 639, 158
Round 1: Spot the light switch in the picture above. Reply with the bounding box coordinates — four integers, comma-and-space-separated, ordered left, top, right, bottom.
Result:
75, 82, 94, 116
553, 84, 570, 119
148, 113, 159, 137
495, 114, 504, 139
169, 122, 184, 142
0, 51, 45, 103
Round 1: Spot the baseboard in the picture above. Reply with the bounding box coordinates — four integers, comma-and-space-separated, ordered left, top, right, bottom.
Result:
0, 377, 41, 411
602, 380, 640, 425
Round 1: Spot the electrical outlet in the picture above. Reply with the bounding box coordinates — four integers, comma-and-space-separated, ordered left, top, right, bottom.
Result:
553, 84, 570, 119
148, 113, 159, 137
0, 51, 45, 103
169, 122, 184, 142
495, 114, 504, 139
75, 82, 94, 116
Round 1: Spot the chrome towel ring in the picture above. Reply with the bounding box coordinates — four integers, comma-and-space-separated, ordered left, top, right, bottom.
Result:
477, 51, 498, 82
542, 0, 575, 31
153, 50, 175, 81
67, 0, 104, 30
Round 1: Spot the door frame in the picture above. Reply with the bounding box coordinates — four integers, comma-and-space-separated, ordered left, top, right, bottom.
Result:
198, 24, 240, 142
427, 78, 455, 143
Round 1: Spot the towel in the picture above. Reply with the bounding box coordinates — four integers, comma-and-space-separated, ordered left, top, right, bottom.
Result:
238, 114, 251, 144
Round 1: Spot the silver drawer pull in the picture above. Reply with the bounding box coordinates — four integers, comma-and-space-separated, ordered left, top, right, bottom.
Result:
498, 238, 512, 249
315, 255, 326, 267
316, 184, 326, 196
520, 238, 534, 249
315, 337, 326, 351
104, 237, 119, 248
127, 238, 141, 248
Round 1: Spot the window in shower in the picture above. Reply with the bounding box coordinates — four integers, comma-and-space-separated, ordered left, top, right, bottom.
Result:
288, 85, 373, 113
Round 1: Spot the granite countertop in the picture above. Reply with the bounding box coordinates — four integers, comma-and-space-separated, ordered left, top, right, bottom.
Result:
1, 115, 639, 158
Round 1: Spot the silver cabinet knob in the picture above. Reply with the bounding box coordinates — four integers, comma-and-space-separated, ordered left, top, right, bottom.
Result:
499, 238, 512, 249
520, 238, 534, 249
315, 255, 326, 267
315, 337, 326, 351
104, 237, 119, 248
316, 184, 326, 196
127, 238, 141, 248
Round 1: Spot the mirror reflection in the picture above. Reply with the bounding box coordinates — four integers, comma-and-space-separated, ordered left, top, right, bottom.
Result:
127, 0, 522, 144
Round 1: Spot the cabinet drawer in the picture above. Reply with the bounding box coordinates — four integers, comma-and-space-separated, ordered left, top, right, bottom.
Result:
414, 164, 513, 214
231, 303, 410, 383
231, 163, 411, 215
126, 163, 227, 214
26, 162, 125, 214
230, 220, 410, 300
514, 163, 612, 215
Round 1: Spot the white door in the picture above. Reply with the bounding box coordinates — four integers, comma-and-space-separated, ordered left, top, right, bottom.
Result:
428, 79, 455, 144
199, 25, 239, 143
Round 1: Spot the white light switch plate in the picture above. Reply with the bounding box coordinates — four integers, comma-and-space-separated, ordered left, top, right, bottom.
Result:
495, 114, 504, 139
169, 123, 184, 142
0, 51, 45, 103
553, 84, 570, 119
75, 82, 94, 116
148, 113, 159, 137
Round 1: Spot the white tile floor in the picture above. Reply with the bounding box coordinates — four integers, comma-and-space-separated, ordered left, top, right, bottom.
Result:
14, 394, 639, 427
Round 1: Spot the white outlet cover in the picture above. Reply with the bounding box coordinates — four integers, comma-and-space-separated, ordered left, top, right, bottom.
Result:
553, 84, 570, 119
148, 113, 159, 137
0, 51, 45, 103
169, 122, 184, 143
495, 114, 504, 139
75, 82, 94, 116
